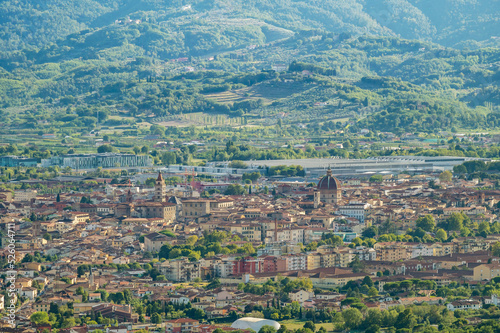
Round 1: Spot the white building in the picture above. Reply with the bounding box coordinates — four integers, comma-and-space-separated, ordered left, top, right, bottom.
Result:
350, 246, 376, 261
213, 260, 234, 278
268, 228, 305, 244
446, 299, 482, 311
19, 287, 38, 300
286, 254, 307, 271
408, 243, 434, 258
339, 202, 370, 222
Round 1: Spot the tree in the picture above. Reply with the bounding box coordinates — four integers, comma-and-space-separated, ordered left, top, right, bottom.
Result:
461, 160, 486, 173
362, 226, 379, 238
186, 235, 198, 246
453, 164, 467, 174
61, 318, 76, 328
229, 160, 247, 169
363, 309, 382, 327
362, 276, 374, 287
205, 278, 221, 290
446, 213, 464, 231
49, 302, 60, 314
186, 308, 205, 320
108, 292, 124, 303
394, 309, 416, 330
439, 170, 453, 182
492, 242, 500, 256
368, 287, 379, 297
277, 325, 288, 333
259, 325, 277, 333
225, 184, 245, 195
242, 243, 255, 254
97, 144, 114, 153
369, 175, 383, 183
30, 311, 49, 324
365, 325, 380, 333
416, 215, 435, 232
436, 229, 447, 242
349, 256, 365, 273
304, 321, 316, 332
242, 172, 261, 184
151, 312, 162, 324
343, 308, 363, 330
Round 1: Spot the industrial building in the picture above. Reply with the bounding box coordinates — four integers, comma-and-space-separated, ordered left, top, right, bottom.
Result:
0, 156, 38, 167
41, 153, 152, 169
246, 156, 490, 177
163, 163, 260, 176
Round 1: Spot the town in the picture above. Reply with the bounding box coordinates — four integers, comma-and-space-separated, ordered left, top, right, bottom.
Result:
2, 157, 500, 333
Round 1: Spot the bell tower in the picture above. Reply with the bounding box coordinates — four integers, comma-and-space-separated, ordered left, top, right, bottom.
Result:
155, 172, 167, 202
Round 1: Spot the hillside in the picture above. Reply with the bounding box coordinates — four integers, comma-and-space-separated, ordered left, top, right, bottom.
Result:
0, 31, 499, 135
1, 0, 499, 54
0, 0, 499, 141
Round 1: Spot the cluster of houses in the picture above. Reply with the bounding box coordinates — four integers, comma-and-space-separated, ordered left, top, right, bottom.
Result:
2, 169, 500, 331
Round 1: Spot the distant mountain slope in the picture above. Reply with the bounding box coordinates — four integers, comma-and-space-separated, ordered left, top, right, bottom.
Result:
0, 0, 120, 51
0, 0, 498, 53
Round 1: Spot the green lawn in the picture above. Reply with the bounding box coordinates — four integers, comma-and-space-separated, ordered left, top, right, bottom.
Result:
278, 319, 336, 332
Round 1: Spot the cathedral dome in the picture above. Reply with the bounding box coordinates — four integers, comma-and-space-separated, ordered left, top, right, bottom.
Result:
317, 168, 341, 190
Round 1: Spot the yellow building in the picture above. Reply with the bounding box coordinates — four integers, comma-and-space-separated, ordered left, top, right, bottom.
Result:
183, 199, 211, 217
228, 224, 261, 241
306, 253, 322, 270
374, 243, 408, 261
473, 264, 500, 281
135, 202, 176, 223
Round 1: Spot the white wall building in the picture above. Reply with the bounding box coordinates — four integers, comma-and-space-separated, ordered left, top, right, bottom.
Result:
339, 202, 370, 222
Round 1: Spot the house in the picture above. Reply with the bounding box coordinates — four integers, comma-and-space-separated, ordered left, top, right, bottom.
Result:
144, 232, 176, 252
20, 287, 38, 300
289, 290, 314, 305
169, 295, 190, 305
91, 303, 138, 323
165, 318, 199, 333
446, 299, 482, 311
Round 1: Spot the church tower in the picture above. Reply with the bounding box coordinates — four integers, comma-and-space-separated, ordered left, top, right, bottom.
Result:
155, 172, 167, 202
89, 268, 94, 287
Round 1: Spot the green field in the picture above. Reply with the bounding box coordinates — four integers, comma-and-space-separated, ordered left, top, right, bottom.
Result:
279, 319, 336, 332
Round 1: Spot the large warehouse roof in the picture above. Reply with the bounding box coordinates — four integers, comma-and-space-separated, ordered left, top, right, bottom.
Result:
231, 317, 280, 332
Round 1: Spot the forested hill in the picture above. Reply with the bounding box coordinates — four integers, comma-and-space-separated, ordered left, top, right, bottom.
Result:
0, 0, 499, 137
1, 0, 499, 53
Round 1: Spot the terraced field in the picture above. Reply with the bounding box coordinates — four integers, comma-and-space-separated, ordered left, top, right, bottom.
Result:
204, 81, 314, 104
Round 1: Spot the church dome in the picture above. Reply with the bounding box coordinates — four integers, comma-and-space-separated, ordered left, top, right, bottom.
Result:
317, 168, 341, 190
